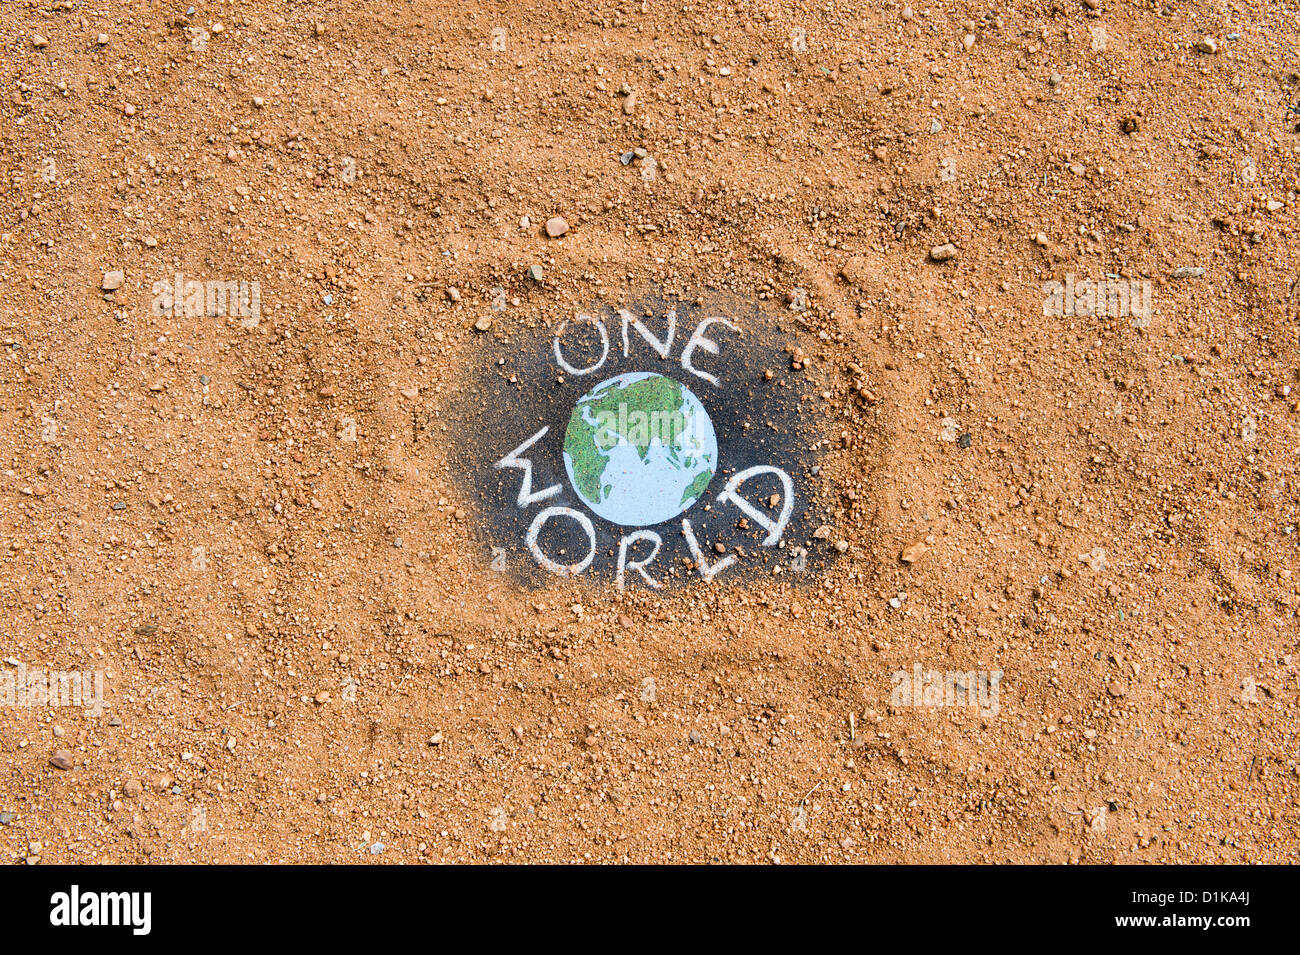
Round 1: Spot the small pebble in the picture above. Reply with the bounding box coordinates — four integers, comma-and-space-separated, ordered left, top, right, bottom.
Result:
900, 541, 929, 564
545, 216, 569, 237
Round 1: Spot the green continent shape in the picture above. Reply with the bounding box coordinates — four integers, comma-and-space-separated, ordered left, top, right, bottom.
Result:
564, 376, 689, 504
564, 410, 611, 505
680, 467, 714, 506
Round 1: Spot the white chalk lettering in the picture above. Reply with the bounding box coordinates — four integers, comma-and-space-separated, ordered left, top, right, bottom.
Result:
716, 465, 794, 545
526, 506, 596, 576
617, 530, 663, 590
681, 519, 737, 580
553, 314, 610, 376
495, 427, 561, 507
680, 316, 739, 387
620, 307, 676, 360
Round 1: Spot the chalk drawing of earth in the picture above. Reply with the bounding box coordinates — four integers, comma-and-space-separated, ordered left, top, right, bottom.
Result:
562, 372, 717, 527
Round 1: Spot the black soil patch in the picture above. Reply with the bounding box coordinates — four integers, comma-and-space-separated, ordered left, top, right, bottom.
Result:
447, 292, 839, 590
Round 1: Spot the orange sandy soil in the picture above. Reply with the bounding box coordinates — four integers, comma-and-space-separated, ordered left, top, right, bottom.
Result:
0, 0, 1297, 863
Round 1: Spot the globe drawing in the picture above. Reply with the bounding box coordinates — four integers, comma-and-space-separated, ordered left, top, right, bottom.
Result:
562, 372, 718, 527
